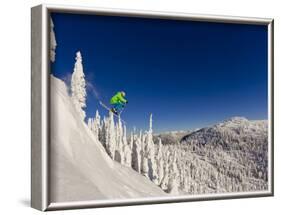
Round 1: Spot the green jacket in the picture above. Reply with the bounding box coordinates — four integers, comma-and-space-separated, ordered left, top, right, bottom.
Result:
110, 92, 127, 104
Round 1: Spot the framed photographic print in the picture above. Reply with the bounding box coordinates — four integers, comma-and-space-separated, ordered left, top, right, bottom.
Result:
31, 4, 274, 211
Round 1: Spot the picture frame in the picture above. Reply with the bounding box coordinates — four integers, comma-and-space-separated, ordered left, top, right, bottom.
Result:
31, 4, 274, 211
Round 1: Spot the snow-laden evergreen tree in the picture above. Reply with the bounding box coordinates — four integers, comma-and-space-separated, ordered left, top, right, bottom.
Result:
87, 110, 101, 138
123, 126, 132, 167
105, 112, 116, 159
129, 133, 134, 153
50, 18, 57, 63
160, 157, 170, 190
94, 110, 101, 138
87, 118, 93, 130
98, 117, 107, 148
132, 135, 142, 173
114, 118, 124, 163
71, 51, 87, 121
145, 114, 158, 183
141, 156, 149, 178
167, 152, 180, 194
156, 138, 164, 185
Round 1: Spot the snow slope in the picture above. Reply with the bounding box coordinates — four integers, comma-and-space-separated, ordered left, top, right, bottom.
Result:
50, 75, 166, 202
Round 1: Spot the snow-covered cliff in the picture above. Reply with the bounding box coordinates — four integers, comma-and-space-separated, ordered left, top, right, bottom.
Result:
49, 75, 166, 202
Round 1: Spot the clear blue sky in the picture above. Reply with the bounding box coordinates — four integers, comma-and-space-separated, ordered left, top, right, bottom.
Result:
51, 12, 268, 133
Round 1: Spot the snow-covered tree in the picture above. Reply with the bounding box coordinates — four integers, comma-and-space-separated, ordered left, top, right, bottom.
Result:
123, 126, 132, 167
145, 114, 158, 183
50, 18, 57, 63
167, 152, 180, 194
160, 160, 170, 190
105, 112, 116, 159
87, 118, 93, 130
71, 51, 87, 121
98, 117, 107, 148
156, 138, 164, 185
132, 136, 142, 173
88, 110, 101, 139
141, 156, 149, 178
114, 118, 124, 163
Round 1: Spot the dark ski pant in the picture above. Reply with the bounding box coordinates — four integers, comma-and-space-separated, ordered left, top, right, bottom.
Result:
112, 102, 125, 113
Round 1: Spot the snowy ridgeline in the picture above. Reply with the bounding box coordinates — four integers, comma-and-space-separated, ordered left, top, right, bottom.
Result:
87, 113, 269, 195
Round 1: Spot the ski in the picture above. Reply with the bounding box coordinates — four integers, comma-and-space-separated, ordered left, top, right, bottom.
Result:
99, 101, 126, 124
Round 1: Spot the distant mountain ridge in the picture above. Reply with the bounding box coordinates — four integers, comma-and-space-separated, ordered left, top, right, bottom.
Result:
181, 116, 267, 147
153, 117, 267, 147
153, 130, 190, 145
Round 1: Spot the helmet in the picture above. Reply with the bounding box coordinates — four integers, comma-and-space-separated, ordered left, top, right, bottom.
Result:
121, 91, 126, 97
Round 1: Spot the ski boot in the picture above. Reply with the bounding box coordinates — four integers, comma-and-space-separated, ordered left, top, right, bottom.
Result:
111, 108, 118, 115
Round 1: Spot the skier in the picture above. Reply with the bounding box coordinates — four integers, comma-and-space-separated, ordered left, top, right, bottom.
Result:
110, 91, 128, 115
